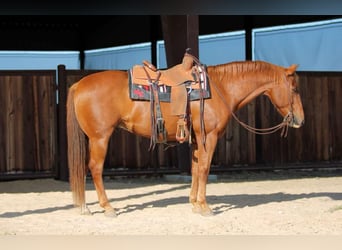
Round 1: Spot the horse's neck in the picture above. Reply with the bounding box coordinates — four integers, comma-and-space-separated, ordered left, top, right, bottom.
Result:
210, 68, 276, 112
234, 77, 275, 110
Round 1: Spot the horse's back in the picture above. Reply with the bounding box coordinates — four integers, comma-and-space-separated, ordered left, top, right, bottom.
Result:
73, 70, 127, 93
73, 70, 129, 105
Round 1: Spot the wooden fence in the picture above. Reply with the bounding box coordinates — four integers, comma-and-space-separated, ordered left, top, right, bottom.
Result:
213, 72, 342, 168
0, 70, 57, 178
0, 67, 341, 180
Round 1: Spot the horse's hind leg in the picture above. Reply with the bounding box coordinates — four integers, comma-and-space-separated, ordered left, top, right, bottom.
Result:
88, 133, 116, 217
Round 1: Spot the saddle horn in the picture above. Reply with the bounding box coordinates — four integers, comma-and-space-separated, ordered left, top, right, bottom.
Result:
143, 60, 157, 72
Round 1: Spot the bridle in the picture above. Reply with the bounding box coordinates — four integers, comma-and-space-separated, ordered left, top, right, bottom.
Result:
211, 71, 296, 138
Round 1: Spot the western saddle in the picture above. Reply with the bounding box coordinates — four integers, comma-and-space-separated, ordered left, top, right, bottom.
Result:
129, 50, 210, 149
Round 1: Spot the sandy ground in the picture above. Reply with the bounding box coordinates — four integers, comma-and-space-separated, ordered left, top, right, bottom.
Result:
1, 170, 342, 235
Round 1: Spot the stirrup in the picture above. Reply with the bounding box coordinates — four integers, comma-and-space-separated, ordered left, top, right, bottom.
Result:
176, 118, 189, 143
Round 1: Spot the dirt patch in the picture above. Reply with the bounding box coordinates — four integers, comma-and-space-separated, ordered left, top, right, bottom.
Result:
1, 170, 342, 235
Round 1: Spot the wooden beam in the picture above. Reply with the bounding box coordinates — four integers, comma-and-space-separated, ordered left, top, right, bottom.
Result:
161, 15, 199, 67
244, 16, 253, 60
161, 15, 199, 173
56, 64, 69, 181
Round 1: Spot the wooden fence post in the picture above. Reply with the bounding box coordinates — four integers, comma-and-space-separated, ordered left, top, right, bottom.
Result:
56, 64, 69, 181
161, 15, 199, 174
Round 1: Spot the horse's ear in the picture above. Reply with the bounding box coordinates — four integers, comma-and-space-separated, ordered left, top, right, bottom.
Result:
182, 55, 194, 70
286, 64, 298, 76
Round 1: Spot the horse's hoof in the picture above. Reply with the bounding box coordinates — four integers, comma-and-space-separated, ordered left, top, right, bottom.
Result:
192, 205, 202, 214
200, 209, 214, 217
80, 206, 92, 215
104, 208, 117, 218
81, 211, 93, 216
192, 203, 213, 216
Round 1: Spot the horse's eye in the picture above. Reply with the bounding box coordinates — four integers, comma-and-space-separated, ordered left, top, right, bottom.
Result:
292, 87, 299, 93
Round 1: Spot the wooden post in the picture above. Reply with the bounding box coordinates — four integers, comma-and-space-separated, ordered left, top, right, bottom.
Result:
150, 15, 159, 67
244, 16, 256, 164
244, 16, 253, 61
56, 64, 69, 181
161, 15, 199, 62
161, 15, 199, 174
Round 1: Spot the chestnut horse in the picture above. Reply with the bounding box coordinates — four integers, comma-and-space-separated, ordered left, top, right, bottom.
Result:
67, 57, 304, 217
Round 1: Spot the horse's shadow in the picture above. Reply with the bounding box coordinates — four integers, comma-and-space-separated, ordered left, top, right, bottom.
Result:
1, 182, 342, 218
0, 184, 189, 218
113, 192, 342, 216
210, 192, 342, 215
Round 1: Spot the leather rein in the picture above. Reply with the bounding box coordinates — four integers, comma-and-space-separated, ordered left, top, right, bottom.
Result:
184, 52, 208, 146
210, 71, 295, 138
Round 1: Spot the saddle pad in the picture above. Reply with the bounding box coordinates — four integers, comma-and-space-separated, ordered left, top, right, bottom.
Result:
128, 69, 211, 102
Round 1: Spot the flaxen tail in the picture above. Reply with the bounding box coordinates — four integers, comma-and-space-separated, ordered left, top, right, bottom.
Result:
66, 85, 88, 207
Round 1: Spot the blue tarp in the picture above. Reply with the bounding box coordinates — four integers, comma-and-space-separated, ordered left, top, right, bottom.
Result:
253, 19, 342, 71
0, 51, 80, 70
84, 43, 151, 70
0, 19, 341, 72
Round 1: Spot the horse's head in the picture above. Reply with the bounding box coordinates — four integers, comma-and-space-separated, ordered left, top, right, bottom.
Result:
264, 64, 305, 128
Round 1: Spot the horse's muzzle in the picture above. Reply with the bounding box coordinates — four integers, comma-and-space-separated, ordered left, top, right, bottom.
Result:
290, 116, 304, 128
284, 112, 304, 128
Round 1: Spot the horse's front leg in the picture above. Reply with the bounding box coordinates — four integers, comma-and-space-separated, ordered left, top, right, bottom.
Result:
190, 132, 217, 216
88, 134, 116, 217
189, 143, 199, 206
